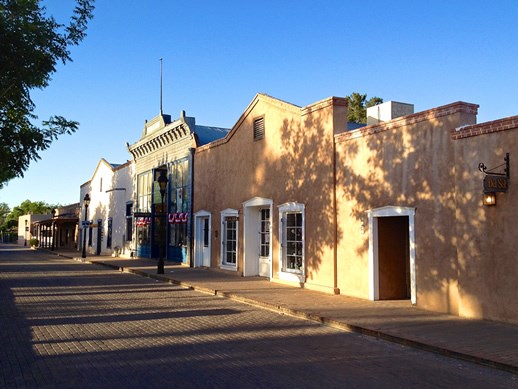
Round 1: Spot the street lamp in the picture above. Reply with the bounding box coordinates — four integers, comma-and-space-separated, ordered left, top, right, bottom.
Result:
24, 219, 28, 246
51, 209, 56, 251
157, 171, 168, 274
81, 194, 90, 258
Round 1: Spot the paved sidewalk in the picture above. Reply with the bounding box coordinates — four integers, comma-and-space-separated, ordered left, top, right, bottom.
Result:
53, 250, 518, 374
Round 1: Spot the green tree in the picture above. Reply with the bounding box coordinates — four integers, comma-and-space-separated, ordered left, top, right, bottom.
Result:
7, 199, 57, 223
0, 200, 57, 242
0, 0, 95, 188
0, 202, 13, 241
0, 202, 10, 225
346, 92, 383, 124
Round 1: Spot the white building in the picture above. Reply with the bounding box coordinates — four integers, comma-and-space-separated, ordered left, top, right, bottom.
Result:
79, 159, 134, 257
17, 214, 47, 246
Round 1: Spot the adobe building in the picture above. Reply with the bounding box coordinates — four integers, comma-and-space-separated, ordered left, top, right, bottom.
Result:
193, 94, 347, 293
193, 93, 518, 324
18, 214, 48, 246
335, 103, 518, 324
127, 111, 228, 264
26, 204, 80, 250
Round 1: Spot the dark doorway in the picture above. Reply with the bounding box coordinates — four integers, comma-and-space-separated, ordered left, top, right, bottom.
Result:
96, 219, 102, 255
378, 216, 410, 300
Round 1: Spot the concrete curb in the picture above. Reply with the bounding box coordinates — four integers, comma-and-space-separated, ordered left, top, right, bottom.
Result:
55, 252, 518, 374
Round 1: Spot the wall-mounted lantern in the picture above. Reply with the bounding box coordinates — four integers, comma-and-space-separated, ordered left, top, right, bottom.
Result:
479, 153, 510, 206
482, 192, 496, 206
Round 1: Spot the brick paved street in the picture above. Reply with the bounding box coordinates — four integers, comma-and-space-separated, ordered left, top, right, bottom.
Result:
1, 247, 517, 388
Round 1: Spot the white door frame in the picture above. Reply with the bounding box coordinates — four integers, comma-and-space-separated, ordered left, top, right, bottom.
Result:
243, 197, 273, 278
367, 206, 416, 304
193, 210, 211, 268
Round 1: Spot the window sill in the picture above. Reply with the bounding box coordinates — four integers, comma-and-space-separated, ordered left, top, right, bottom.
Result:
278, 270, 304, 283
220, 264, 237, 271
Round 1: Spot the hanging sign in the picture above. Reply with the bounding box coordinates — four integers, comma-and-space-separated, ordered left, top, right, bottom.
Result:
483, 174, 509, 193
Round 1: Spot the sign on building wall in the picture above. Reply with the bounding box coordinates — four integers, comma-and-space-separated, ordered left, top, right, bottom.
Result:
483, 174, 509, 193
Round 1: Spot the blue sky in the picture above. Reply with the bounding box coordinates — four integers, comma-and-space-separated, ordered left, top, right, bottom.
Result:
2, 0, 518, 210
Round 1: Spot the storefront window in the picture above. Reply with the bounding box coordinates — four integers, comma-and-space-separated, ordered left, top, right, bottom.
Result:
169, 158, 189, 247
137, 171, 152, 213
137, 221, 150, 246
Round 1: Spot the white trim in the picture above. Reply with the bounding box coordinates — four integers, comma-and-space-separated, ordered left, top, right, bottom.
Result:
367, 206, 416, 304
243, 197, 273, 279
193, 210, 211, 268
278, 202, 305, 283
242, 196, 273, 208
220, 208, 239, 271
278, 202, 305, 213
221, 208, 238, 215
194, 210, 211, 217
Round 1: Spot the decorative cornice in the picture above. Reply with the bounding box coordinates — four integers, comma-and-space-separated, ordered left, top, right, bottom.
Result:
128, 122, 192, 160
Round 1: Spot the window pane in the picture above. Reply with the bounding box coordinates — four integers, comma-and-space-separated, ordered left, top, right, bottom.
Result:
203, 218, 209, 247
223, 217, 237, 266
282, 210, 303, 274
183, 160, 189, 186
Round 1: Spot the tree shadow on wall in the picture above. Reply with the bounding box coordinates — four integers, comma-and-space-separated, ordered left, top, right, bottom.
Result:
333, 109, 518, 323
253, 107, 342, 281
334, 114, 473, 314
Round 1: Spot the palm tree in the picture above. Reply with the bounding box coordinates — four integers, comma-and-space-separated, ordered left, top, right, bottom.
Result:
346, 92, 383, 124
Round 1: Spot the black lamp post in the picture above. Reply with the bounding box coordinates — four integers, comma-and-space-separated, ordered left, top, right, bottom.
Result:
157, 171, 168, 274
24, 219, 28, 246
51, 209, 56, 251
81, 194, 90, 258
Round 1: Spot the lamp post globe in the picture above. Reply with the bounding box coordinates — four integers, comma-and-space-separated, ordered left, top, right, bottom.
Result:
81, 194, 91, 258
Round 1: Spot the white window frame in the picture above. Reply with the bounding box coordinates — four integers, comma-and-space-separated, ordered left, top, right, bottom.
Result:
278, 202, 305, 283
221, 208, 239, 271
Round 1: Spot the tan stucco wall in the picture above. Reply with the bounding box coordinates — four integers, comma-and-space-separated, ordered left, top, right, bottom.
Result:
194, 93, 517, 323
335, 103, 478, 313
194, 94, 347, 293
453, 120, 518, 323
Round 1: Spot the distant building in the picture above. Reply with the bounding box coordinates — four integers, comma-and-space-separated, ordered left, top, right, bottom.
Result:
17, 214, 47, 246
79, 159, 134, 256
23, 204, 79, 250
